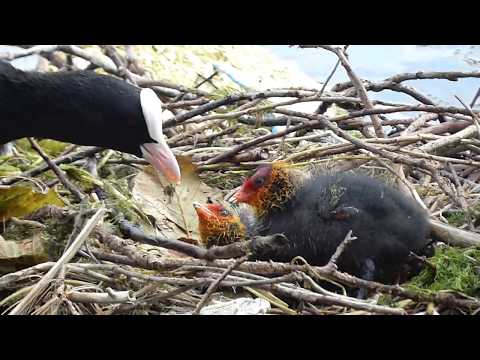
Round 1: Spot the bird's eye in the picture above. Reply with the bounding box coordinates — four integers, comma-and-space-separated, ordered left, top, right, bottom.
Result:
220, 209, 230, 216
253, 177, 265, 188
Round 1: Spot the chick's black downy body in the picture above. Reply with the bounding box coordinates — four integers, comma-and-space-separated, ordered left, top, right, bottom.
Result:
253, 173, 431, 284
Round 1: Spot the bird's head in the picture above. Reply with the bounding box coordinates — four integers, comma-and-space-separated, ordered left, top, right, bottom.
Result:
139, 88, 181, 184
193, 202, 246, 248
231, 162, 296, 217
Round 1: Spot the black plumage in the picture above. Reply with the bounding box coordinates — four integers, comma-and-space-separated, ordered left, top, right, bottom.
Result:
0, 60, 180, 183
234, 166, 433, 285
1, 60, 146, 155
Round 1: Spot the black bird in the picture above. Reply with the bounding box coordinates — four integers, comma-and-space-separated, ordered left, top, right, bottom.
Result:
0, 60, 181, 183
232, 163, 432, 286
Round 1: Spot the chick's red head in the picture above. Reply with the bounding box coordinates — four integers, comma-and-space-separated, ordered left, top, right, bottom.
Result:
232, 165, 273, 206
194, 203, 234, 223
193, 202, 246, 247
232, 163, 295, 217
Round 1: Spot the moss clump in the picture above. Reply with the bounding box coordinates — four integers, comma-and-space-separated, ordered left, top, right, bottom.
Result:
406, 246, 480, 297
41, 217, 74, 260
60, 164, 103, 192
445, 211, 467, 227
349, 130, 364, 139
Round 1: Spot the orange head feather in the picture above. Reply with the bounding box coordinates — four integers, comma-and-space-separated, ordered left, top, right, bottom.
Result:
232, 162, 296, 218
193, 202, 246, 248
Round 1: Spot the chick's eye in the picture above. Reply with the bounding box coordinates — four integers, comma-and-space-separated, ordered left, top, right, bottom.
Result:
220, 209, 230, 216
253, 177, 265, 188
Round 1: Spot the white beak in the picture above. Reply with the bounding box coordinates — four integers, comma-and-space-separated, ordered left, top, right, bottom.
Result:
140, 88, 181, 184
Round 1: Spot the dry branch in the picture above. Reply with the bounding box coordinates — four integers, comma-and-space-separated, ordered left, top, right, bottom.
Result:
28, 138, 85, 201
9, 208, 106, 315
66, 289, 134, 304
96, 225, 480, 310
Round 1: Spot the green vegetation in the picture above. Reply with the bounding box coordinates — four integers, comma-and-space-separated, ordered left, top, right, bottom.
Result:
406, 246, 480, 297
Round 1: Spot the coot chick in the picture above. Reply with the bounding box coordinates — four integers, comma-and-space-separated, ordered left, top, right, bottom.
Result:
193, 202, 257, 248
232, 163, 432, 284
0, 60, 180, 183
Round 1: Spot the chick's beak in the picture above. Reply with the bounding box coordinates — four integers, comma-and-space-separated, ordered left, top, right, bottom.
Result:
230, 188, 250, 204
193, 203, 216, 222
141, 142, 181, 184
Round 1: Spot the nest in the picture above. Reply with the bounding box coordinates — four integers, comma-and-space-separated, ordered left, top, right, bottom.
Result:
1, 45, 480, 315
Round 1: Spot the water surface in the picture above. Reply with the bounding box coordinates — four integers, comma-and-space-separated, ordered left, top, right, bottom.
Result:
264, 45, 480, 109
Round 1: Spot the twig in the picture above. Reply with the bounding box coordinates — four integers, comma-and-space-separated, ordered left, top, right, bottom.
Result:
455, 95, 480, 139
63, 202, 89, 253
28, 138, 85, 202
56, 45, 118, 74
447, 162, 474, 231
313, 45, 385, 138
97, 227, 480, 309
192, 255, 249, 315
9, 207, 105, 315
202, 104, 478, 165
299, 273, 405, 315
66, 289, 135, 304
0, 262, 54, 291
332, 70, 480, 91
50, 266, 66, 314
419, 125, 478, 154
430, 219, 480, 248
137, 79, 210, 98
324, 230, 357, 271
471, 87, 480, 108
315, 57, 342, 114
0, 147, 103, 186
124, 45, 146, 75
0, 45, 59, 60
403, 113, 439, 135
9, 217, 46, 229
117, 219, 286, 261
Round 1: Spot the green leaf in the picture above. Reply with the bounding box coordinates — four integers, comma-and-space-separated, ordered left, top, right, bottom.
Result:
0, 163, 21, 177
60, 164, 104, 190
0, 186, 65, 221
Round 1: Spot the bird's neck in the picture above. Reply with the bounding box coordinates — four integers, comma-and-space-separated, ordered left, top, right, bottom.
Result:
0, 68, 73, 141
0, 66, 144, 156
0, 67, 32, 140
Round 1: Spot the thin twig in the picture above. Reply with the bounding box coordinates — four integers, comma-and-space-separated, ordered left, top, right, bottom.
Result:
312, 45, 385, 138
192, 255, 249, 315
447, 162, 474, 231
325, 230, 357, 270
9, 208, 105, 315
455, 95, 480, 140
66, 289, 135, 304
26, 139, 87, 202
0, 147, 103, 186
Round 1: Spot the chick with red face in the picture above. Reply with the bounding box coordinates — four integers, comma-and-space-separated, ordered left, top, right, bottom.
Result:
232, 163, 303, 217
232, 163, 433, 286
193, 202, 250, 248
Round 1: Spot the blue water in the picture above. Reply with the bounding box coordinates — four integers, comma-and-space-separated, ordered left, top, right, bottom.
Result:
264, 45, 480, 109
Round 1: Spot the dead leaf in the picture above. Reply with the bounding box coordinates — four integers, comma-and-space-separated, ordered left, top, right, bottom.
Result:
132, 156, 226, 240
0, 229, 47, 261
0, 186, 65, 221
0, 228, 50, 273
